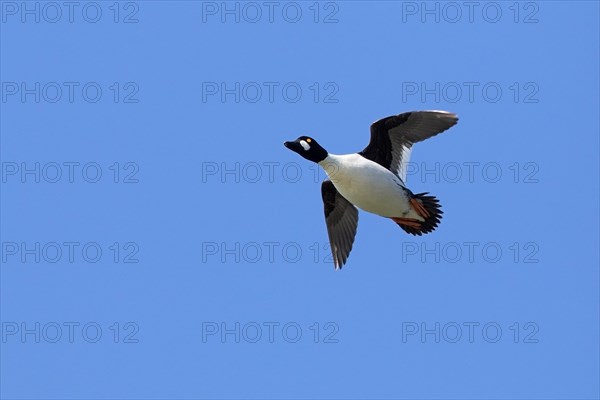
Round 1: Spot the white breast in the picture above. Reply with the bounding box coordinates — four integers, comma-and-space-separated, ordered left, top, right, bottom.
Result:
319, 154, 418, 219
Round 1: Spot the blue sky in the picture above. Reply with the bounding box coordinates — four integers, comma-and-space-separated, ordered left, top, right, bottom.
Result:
1, 1, 599, 399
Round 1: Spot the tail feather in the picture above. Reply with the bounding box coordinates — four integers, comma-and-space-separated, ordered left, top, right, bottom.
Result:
397, 193, 443, 236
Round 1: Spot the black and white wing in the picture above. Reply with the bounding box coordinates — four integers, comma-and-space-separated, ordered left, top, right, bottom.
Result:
321, 180, 359, 270
360, 110, 458, 182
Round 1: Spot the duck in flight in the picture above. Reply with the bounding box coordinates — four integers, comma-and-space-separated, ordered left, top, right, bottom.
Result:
284, 110, 459, 269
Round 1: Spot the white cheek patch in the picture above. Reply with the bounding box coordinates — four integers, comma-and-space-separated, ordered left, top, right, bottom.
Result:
300, 140, 311, 151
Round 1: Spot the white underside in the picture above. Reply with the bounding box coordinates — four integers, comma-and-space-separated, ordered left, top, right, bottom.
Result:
319, 154, 423, 220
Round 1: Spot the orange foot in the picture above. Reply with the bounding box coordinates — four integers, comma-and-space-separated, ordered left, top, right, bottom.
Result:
391, 217, 422, 229
410, 198, 430, 218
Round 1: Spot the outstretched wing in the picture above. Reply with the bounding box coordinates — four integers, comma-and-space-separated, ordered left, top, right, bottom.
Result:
321, 180, 359, 270
360, 110, 458, 182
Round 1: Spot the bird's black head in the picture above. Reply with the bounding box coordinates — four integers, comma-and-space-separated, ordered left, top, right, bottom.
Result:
284, 136, 328, 163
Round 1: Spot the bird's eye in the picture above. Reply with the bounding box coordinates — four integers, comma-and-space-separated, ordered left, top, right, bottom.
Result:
306, 138, 312, 143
